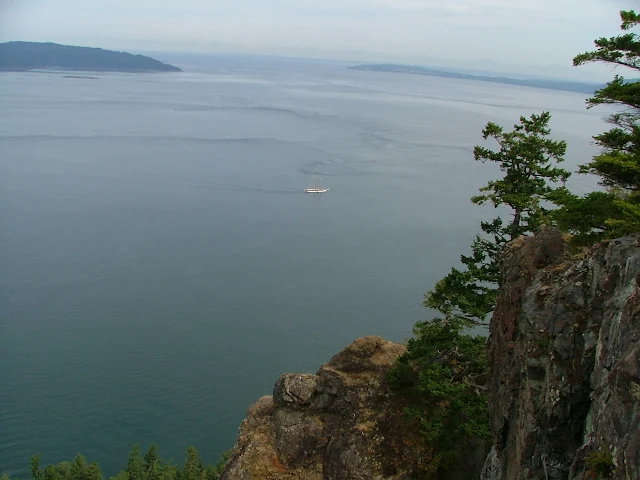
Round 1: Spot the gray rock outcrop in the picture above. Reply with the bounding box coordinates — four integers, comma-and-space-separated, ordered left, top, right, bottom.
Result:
482, 230, 640, 480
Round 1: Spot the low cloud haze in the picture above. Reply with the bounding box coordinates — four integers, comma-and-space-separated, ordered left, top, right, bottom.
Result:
1, 0, 637, 80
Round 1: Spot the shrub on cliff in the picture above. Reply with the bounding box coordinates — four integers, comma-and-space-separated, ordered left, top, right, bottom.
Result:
389, 318, 489, 478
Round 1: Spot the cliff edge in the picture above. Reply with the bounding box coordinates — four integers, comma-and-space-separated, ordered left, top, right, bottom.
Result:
482, 229, 640, 480
220, 336, 437, 479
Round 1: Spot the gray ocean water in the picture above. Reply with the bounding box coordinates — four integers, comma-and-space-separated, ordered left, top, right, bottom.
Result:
0, 55, 606, 476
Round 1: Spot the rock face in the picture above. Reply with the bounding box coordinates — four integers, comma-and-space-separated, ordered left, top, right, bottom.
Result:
221, 229, 639, 479
220, 336, 424, 480
482, 229, 640, 480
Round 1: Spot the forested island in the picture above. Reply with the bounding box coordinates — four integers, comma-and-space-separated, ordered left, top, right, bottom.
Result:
0, 42, 182, 72
348, 63, 603, 93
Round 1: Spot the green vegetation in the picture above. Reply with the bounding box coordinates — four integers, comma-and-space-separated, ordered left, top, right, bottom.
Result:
2, 445, 229, 480
391, 9, 640, 479
551, 10, 640, 243
388, 320, 488, 477
425, 112, 570, 327
585, 445, 615, 479
389, 111, 569, 479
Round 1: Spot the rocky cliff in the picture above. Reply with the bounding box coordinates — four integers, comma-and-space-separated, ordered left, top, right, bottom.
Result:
221, 229, 639, 479
220, 336, 430, 480
482, 229, 640, 480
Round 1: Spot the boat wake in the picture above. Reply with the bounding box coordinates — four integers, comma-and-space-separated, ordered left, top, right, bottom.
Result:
187, 179, 302, 194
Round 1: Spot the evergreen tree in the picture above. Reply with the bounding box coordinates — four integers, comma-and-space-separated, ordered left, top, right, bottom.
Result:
42, 464, 65, 480
392, 113, 569, 477
143, 444, 160, 479
30, 454, 42, 480
425, 112, 570, 325
555, 9, 640, 238
110, 471, 129, 480
8, 445, 228, 480
126, 446, 144, 480
547, 188, 619, 245
69, 455, 88, 480
472, 112, 570, 238
204, 451, 229, 480
182, 447, 202, 480
160, 464, 180, 480
143, 444, 159, 472
86, 463, 101, 480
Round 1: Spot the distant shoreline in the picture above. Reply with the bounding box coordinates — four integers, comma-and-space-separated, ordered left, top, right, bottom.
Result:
63, 75, 99, 80
0, 41, 182, 73
0, 68, 178, 74
348, 63, 603, 94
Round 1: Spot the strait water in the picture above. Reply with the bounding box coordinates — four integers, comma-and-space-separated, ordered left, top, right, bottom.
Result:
0, 54, 606, 476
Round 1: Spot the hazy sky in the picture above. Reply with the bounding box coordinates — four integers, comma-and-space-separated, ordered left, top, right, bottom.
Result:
0, 0, 637, 79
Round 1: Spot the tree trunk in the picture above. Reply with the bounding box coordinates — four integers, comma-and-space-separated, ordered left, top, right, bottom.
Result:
510, 210, 521, 240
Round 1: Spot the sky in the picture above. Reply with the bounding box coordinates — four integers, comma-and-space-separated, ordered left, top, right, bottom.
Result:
0, 0, 638, 80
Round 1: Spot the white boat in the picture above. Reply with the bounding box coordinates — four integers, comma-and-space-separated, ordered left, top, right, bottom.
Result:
304, 176, 329, 193
304, 187, 329, 193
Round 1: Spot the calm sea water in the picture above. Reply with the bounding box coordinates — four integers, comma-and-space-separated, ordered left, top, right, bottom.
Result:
0, 55, 606, 476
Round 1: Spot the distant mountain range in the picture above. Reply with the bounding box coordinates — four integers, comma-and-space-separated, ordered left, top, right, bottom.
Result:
348, 63, 604, 94
0, 42, 182, 72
